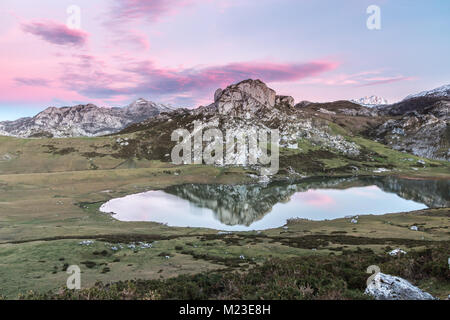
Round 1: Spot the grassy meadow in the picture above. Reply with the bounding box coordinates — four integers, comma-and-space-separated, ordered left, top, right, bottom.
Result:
0, 133, 449, 299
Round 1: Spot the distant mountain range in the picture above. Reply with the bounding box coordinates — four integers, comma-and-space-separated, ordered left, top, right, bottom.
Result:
0, 81, 448, 161
351, 95, 388, 107
0, 98, 173, 138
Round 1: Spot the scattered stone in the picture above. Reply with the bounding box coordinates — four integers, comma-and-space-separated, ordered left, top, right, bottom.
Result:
218, 231, 232, 235
79, 240, 94, 246
388, 248, 407, 256
138, 242, 153, 249
373, 168, 389, 173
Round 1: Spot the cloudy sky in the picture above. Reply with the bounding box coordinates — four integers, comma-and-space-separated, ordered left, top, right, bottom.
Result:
0, 0, 449, 120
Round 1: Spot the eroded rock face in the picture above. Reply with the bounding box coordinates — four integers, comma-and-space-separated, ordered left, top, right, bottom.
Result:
365, 273, 435, 300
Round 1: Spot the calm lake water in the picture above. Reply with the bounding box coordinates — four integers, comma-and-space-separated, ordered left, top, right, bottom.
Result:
99, 176, 449, 231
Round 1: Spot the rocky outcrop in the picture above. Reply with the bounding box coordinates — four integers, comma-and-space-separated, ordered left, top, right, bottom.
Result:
365, 273, 435, 300
213, 79, 277, 116
201, 80, 361, 162
0, 99, 173, 138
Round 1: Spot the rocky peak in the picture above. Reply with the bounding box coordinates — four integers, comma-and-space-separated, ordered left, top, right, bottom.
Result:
214, 79, 277, 115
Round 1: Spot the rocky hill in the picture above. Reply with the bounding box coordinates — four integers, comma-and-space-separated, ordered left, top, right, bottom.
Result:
371, 85, 449, 160
0, 98, 173, 138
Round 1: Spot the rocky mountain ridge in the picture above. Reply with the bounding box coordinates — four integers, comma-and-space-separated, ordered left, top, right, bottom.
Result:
0, 99, 173, 138
1, 80, 448, 161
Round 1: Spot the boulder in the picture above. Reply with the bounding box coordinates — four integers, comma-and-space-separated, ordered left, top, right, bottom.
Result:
365, 273, 435, 300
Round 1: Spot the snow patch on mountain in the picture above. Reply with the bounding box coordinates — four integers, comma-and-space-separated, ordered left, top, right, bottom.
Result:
351, 96, 388, 107
403, 84, 450, 101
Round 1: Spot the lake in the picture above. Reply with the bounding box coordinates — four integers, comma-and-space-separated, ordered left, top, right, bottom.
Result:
99, 176, 449, 231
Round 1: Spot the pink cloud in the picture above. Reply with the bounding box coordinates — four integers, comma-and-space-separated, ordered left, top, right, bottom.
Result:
51, 56, 337, 106
120, 60, 338, 97
21, 20, 88, 46
299, 70, 415, 88
111, 0, 197, 22
357, 76, 415, 87
14, 77, 51, 87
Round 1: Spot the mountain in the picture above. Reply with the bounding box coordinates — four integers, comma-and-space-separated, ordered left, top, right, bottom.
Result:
120, 79, 448, 163
371, 85, 449, 160
0, 99, 173, 138
377, 84, 450, 116
351, 96, 388, 107
122, 79, 361, 167
403, 84, 450, 100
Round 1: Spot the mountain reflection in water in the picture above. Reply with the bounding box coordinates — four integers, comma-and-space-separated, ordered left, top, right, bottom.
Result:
100, 176, 449, 231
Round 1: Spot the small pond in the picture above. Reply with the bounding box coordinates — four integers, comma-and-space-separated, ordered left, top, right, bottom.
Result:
99, 176, 449, 231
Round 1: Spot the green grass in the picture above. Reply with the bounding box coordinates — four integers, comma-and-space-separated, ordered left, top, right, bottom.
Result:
0, 124, 449, 299
17, 245, 449, 300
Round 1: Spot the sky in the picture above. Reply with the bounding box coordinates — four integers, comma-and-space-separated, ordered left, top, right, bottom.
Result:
0, 0, 449, 121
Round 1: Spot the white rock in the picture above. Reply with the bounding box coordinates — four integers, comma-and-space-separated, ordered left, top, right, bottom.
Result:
388, 248, 407, 256
79, 240, 94, 246
365, 273, 435, 300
